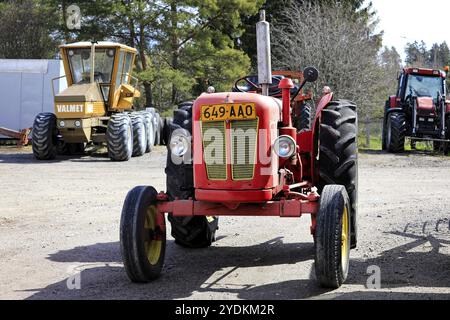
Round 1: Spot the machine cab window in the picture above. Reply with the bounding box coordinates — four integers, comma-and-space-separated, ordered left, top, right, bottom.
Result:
67, 47, 116, 102
405, 74, 443, 100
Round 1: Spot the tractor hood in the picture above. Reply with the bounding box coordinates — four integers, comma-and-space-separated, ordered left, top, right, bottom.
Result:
416, 97, 436, 116
55, 83, 103, 103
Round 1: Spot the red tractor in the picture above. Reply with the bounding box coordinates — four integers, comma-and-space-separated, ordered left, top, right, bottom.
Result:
119, 12, 358, 289
382, 67, 450, 153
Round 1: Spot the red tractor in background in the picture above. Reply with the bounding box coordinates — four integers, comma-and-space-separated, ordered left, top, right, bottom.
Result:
119, 11, 358, 289
382, 67, 450, 153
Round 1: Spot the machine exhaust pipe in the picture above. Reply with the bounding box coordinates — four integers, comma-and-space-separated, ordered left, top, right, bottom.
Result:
256, 10, 272, 96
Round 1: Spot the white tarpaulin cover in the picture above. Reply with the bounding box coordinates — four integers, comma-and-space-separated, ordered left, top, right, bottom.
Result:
0, 59, 49, 74
0, 59, 66, 135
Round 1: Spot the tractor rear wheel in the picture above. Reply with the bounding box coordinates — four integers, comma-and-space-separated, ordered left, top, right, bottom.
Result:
32, 113, 58, 160
294, 102, 312, 131
386, 112, 406, 153
166, 103, 219, 248
141, 112, 155, 153
120, 186, 166, 282
107, 113, 133, 161
318, 100, 358, 249
131, 113, 147, 157
314, 185, 351, 289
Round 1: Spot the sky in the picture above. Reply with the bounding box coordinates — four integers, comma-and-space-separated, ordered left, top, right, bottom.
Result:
368, 0, 450, 62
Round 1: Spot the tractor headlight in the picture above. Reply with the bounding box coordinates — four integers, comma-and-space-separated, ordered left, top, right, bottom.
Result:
59, 121, 65, 128
74, 120, 81, 128
273, 135, 296, 159
170, 129, 191, 157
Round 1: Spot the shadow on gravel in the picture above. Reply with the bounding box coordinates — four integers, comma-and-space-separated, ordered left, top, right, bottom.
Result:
345, 230, 450, 293
25, 237, 329, 300
0, 153, 85, 164
23, 230, 450, 300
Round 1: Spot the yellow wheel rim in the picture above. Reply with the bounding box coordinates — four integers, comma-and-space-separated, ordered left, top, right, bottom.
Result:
144, 206, 162, 265
341, 206, 350, 268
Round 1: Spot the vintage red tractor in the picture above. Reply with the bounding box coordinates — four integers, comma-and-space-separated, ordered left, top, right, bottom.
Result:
119, 12, 358, 289
382, 67, 450, 153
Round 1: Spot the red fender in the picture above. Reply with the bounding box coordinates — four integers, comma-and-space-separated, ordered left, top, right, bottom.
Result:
310, 92, 334, 184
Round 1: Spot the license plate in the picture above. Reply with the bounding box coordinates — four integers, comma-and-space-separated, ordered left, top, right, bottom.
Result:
201, 103, 256, 122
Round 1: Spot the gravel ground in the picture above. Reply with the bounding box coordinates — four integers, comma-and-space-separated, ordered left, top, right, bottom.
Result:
0, 146, 449, 300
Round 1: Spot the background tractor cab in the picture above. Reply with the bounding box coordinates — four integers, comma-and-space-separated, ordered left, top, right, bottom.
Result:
57, 41, 140, 118
382, 67, 450, 153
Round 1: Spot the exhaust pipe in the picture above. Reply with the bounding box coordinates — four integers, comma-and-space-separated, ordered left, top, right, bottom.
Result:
256, 10, 272, 96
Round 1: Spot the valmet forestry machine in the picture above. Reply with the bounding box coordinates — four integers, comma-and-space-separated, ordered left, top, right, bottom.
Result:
382, 67, 450, 153
32, 42, 156, 161
119, 11, 358, 288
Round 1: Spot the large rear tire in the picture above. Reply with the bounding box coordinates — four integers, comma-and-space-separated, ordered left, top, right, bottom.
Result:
131, 113, 147, 157
318, 100, 358, 249
294, 102, 312, 131
120, 186, 166, 282
32, 113, 58, 160
386, 112, 406, 153
107, 113, 133, 161
314, 185, 351, 289
166, 103, 219, 248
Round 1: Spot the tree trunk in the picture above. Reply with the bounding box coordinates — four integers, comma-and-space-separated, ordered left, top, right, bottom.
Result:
170, 2, 179, 104
138, 23, 152, 108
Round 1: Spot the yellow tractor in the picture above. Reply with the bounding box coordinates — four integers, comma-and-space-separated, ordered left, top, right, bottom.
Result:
32, 41, 155, 161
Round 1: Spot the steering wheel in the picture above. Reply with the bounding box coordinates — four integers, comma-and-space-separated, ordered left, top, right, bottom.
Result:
79, 71, 106, 84
234, 75, 284, 94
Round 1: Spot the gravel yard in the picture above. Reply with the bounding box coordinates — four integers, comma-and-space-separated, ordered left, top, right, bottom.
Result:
0, 146, 449, 300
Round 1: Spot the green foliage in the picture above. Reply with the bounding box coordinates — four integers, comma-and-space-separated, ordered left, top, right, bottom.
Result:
405, 41, 450, 69
0, 0, 59, 59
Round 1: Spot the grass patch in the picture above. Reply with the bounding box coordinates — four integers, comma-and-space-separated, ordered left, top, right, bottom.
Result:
358, 135, 433, 151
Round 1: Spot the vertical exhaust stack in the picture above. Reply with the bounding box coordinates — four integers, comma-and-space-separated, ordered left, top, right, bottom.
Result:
256, 10, 272, 96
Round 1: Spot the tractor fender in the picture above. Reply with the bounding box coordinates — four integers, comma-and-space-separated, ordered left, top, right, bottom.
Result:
384, 108, 404, 120
312, 92, 334, 139
311, 92, 333, 184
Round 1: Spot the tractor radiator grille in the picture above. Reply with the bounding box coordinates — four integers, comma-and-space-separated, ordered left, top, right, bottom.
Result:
231, 119, 258, 180
202, 121, 227, 180
201, 119, 259, 181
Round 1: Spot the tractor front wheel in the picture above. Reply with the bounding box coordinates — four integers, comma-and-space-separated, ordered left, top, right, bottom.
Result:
386, 112, 406, 153
120, 186, 166, 283
32, 113, 58, 160
314, 185, 351, 289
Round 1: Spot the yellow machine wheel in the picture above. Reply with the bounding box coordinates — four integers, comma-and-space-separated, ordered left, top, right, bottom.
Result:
314, 185, 351, 289
120, 186, 166, 282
